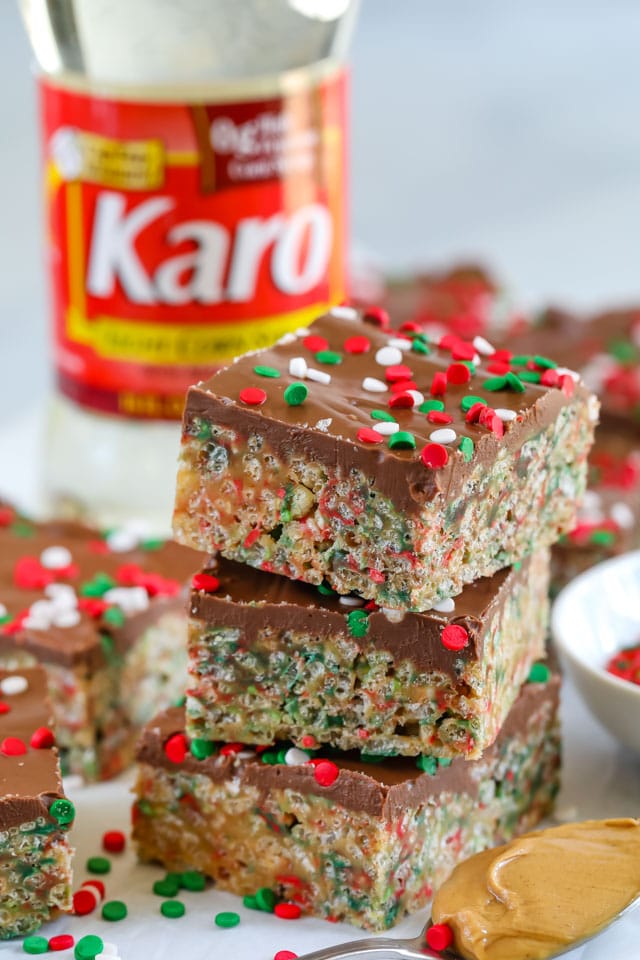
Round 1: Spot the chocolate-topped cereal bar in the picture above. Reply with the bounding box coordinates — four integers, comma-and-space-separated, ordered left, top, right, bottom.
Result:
0, 667, 74, 939
0, 503, 197, 780
133, 666, 560, 931
174, 308, 597, 610
186, 550, 549, 759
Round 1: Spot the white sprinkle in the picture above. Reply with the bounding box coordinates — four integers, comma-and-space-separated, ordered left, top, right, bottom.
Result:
106, 529, 139, 553
387, 337, 412, 352
52, 609, 82, 629
315, 418, 333, 432
375, 346, 403, 366
29, 599, 56, 619
432, 598, 456, 613
295, 327, 311, 337
39, 545, 73, 570
495, 408, 517, 422
23, 615, 51, 631
362, 377, 387, 393
382, 607, 405, 623
338, 595, 365, 608
372, 421, 399, 436
611, 502, 635, 530
587, 396, 600, 423
289, 356, 307, 379
406, 390, 425, 406
473, 335, 496, 356
581, 490, 602, 512
235, 750, 256, 760
98, 943, 119, 956
277, 332, 297, 346
306, 368, 331, 385
331, 305, 358, 321
45, 583, 77, 604
0, 603, 6, 619
284, 747, 310, 766
0, 675, 28, 696
103, 586, 150, 614
430, 428, 457, 444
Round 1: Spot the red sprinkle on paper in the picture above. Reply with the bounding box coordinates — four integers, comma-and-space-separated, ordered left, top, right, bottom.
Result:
30, 727, 55, 749
274, 903, 302, 920
441, 624, 470, 651
191, 572, 220, 592
274, 951, 298, 960
426, 923, 454, 952
49, 935, 75, 951
164, 733, 188, 764
430, 372, 448, 397
427, 410, 453, 425
239, 386, 267, 406
1, 736, 26, 756
446, 362, 472, 385
357, 427, 384, 444
73, 889, 98, 915
421, 443, 449, 469
385, 364, 413, 383
363, 306, 390, 328
303, 334, 329, 353
313, 759, 339, 787
103, 830, 126, 853
82, 879, 106, 899
344, 335, 370, 354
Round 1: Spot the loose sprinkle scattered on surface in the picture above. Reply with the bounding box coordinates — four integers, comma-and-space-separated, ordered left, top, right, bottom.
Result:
23, 936, 49, 954
73, 888, 99, 915
102, 900, 127, 922
181, 871, 206, 892
153, 876, 180, 898
87, 856, 111, 875
49, 935, 75, 951
102, 831, 126, 854
274, 903, 302, 920
274, 951, 298, 960
74, 935, 104, 960
161, 900, 185, 918
426, 923, 454, 952
255, 887, 278, 912
215, 911, 241, 928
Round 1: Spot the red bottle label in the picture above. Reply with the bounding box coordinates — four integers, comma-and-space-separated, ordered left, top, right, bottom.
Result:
40, 68, 348, 420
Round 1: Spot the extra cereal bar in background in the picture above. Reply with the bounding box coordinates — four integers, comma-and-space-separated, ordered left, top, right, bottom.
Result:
0, 667, 75, 939
133, 666, 560, 932
173, 308, 597, 611
0, 503, 198, 780
185, 550, 550, 759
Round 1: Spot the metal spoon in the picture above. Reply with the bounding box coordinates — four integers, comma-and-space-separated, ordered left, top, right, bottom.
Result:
295, 895, 640, 960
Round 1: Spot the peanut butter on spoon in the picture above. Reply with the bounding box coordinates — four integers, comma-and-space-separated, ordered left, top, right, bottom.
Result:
431, 818, 640, 960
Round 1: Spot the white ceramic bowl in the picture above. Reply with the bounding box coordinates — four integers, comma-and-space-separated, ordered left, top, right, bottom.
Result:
552, 550, 640, 754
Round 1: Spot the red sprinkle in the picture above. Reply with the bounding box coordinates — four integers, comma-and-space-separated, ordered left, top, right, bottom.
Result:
487, 360, 511, 375
220, 742, 245, 755
82, 879, 106, 900
368, 568, 385, 583
491, 349, 513, 364
446, 362, 472, 385
357, 427, 384, 444
344, 335, 370, 354
430, 372, 448, 397
362, 306, 390, 328
561, 373, 575, 397
0, 507, 15, 526
427, 410, 453, 425
1, 736, 26, 756
274, 951, 298, 960
103, 830, 126, 853
274, 903, 302, 920
388, 392, 415, 409
451, 341, 476, 361
164, 733, 188, 764
541, 368, 559, 387
438, 333, 460, 351
385, 364, 413, 383
13, 556, 55, 591
191, 572, 220, 592
301, 735, 316, 749
0, 702, 10, 715
420, 443, 449, 469
390, 379, 418, 394
30, 727, 55, 749
239, 386, 267, 406
303, 334, 329, 353
313, 759, 339, 787
441, 624, 470, 651
426, 923, 454, 952
465, 401, 487, 424
49, 935, 75, 952
243, 529, 262, 548
73, 888, 98, 915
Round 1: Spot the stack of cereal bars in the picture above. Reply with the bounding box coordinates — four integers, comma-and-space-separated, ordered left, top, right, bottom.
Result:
133, 305, 598, 930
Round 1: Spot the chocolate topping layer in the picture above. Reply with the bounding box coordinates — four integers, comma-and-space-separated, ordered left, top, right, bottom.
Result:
137, 669, 560, 819
0, 667, 69, 831
0, 506, 199, 669
189, 553, 539, 673
184, 311, 592, 515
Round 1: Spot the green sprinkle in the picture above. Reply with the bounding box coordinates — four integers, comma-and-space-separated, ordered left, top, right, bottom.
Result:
418, 399, 445, 413
79, 572, 116, 598
99, 633, 123, 668
371, 409, 396, 422
461, 395, 487, 413
215, 911, 241, 928
276, 748, 288, 764
590, 529, 616, 546
510, 355, 531, 367
518, 370, 541, 383
153, 876, 180, 897
388, 431, 416, 450
254, 365, 281, 378
102, 900, 127, 921
174, 694, 186, 707
315, 350, 342, 365
461, 360, 476, 374
255, 886, 277, 912
11, 522, 35, 538
0, 615, 10, 626
87, 856, 111, 874
140, 537, 165, 551
459, 436, 474, 462
284, 382, 308, 406
191, 739, 216, 760
483, 375, 508, 392
347, 609, 369, 638
416, 756, 438, 775
506, 371, 526, 392
438, 757, 453, 768
528, 663, 551, 684
74, 935, 104, 960
102, 606, 126, 628
261, 751, 279, 764
181, 870, 206, 891
533, 354, 558, 370
608, 339, 636, 364
411, 339, 430, 355
243, 894, 259, 909
161, 900, 185, 918
23, 936, 49, 955
49, 798, 75, 825
317, 581, 337, 596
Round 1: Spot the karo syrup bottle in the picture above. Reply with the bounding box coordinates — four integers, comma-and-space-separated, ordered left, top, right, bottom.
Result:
19, 0, 357, 531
